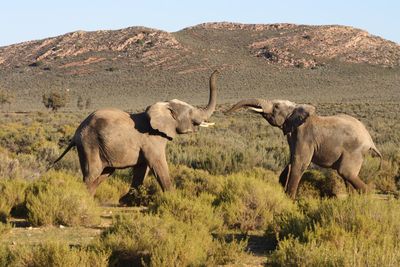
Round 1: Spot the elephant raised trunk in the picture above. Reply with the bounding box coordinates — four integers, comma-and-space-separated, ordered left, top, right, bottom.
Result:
226, 98, 273, 114
198, 70, 219, 120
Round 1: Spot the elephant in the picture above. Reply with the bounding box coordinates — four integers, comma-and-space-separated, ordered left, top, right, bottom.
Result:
53, 70, 219, 204
227, 98, 382, 199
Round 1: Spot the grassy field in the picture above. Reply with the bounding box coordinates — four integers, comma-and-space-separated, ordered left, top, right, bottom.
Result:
0, 100, 399, 266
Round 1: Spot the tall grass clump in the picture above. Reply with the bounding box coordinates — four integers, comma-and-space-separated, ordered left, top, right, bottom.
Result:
100, 214, 213, 266
214, 169, 296, 232
269, 195, 400, 266
0, 222, 11, 238
1, 243, 110, 267
25, 170, 100, 226
170, 165, 225, 196
114, 172, 162, 207
99, 213, 246, 266
0, 179, 27, 222
296, 169, 346, 199
94, 176, 130, 205
151, 190, 223, 231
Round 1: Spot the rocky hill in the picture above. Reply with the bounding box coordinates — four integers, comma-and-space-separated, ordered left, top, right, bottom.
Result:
0, 22, 399, 111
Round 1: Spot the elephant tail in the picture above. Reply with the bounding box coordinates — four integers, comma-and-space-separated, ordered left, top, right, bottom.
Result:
47, 140, 76, 171
370, 145, 383, 171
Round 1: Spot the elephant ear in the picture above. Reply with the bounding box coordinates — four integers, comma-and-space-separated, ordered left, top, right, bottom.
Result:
282, 104, 316, 135
146, 102, 177, 139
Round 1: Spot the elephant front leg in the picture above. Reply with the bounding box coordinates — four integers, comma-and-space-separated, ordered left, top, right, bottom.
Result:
119, 162, 150, 206
286, 159, 309, 199
286, 147, 313, 199
142, 140, 173, 192
150, 159, 173, 191
147, 153, 173, 192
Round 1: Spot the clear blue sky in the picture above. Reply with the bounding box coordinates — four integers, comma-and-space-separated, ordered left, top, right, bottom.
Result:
1, 0, 399, 47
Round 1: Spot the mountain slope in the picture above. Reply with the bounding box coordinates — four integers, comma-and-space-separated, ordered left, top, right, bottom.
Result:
0, 22, 399, 111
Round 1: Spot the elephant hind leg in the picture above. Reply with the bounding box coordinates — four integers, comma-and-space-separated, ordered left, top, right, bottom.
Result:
80, 146, 107, 195
337, 153, 367, 192
87, 167, 115, 195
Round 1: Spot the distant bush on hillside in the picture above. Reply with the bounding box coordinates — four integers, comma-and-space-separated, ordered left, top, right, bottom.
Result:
42, 90, 69, 112
0, 89, 13, 109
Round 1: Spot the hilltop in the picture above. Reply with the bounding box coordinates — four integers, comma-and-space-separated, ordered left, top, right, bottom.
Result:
0, 22, 399, 111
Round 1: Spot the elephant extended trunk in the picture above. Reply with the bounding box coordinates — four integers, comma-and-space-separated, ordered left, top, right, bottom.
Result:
199, 70, 219, 120
226, 98, 273, 113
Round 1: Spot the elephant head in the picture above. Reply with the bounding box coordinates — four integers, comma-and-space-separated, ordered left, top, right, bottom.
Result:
146, 70, 219, 139
227, 98, 315, 134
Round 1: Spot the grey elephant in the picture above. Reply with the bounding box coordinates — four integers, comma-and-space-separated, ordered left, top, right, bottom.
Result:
53, 70, 219, 204
227, 99, 382, 199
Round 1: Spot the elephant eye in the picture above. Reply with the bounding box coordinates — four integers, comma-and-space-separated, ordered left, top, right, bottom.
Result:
192, 119, 201, 126
168, 108, 178, 120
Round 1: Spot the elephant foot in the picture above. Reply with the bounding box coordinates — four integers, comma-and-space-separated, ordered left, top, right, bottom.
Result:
119, 186, 156, 207
118, 193, 132, 207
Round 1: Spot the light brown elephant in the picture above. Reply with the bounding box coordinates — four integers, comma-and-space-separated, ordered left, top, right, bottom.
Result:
53, 70, 219, 204
227, 99, 382, 199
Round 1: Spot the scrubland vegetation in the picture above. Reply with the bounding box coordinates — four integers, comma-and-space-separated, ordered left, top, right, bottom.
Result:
0, 102, 399, 266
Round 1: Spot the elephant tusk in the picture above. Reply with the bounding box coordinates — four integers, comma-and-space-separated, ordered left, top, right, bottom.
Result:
248, 107, 264, 113
199, 122, 215, 127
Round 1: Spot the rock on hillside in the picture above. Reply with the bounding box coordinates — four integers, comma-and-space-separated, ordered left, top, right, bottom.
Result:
189, 22, 400, 68
1, 22, 399, 70
250, 25, 400, 68
0, 27, 186, 69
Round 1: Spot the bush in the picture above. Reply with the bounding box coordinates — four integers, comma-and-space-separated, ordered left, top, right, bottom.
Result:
100, 214, 213, 266
207, 235, 249, 265
297, 169, 346, 199
214, 169, 296, 232
99, 213, 246, 266
116, 173, 162, 207
94, 177, 130, 205
269, 195, 400, 266
170, 165, 225, 196
151, 190, 223, 231
0, 222, 11, 238
25, 171, 100, 226
367, 158, 399, 193
42, 91, 69, 112
0, 179, 27, 222
1, 243, 110, 267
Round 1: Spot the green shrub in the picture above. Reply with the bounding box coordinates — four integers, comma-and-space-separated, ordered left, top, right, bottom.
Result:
117, 174, 162, 207
214, 170, 296, 232
0, 245, 10, 267
368, 159, 399, 193
0, 222, 11, 238
151, 190, 223, 231
100, 214, 214, 266
297, 169, 346, 199
207, 235, 249, 265
170, 165, 225, 196
0, 179, 27, 222
94, 177, 130, 205
3, 243, 110, 267
25, 171, 100, 226
0, 151, 43, 181
167, 115, 288, 175
52, 150, 81, 174
269, 195, 400, 266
